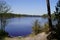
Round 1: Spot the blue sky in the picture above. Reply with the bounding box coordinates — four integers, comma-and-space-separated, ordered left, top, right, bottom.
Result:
5, 0, 58, 15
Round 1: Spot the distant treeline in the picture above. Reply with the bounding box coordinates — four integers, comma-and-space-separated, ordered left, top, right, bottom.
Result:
0, 13, 41, 19
0, 13, 21, 18
0, 13, 56, 19
42, 13, 55, 19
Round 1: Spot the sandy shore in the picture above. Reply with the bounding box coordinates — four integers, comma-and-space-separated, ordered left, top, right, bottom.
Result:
4, 32, 48, 40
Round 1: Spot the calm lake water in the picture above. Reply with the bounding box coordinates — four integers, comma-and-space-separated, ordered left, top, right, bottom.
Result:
3, 17, 48, 37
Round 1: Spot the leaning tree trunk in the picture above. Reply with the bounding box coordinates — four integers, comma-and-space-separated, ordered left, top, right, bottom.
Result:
46, 0, 53, 40
46, 0, 52, 32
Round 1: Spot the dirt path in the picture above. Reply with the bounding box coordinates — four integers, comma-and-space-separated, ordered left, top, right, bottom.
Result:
5, 32, 48, 40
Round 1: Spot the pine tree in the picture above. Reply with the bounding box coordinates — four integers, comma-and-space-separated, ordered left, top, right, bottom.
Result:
54, 0, 60, 40
47, 0, 60, 40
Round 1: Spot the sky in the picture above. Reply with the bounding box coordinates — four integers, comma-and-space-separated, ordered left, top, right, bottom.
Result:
4, 0, 58, 15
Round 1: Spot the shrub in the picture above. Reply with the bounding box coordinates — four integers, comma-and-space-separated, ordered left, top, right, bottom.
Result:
43, 23, 49, 34
0, 30, 8, 39
32, 20, 42, 35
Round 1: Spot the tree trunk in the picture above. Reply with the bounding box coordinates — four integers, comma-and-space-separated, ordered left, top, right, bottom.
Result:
46, 0, 52, 31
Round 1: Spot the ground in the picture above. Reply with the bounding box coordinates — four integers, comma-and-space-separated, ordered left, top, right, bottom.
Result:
5, 32, 48, 40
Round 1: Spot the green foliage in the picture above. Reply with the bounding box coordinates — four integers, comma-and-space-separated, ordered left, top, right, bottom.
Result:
47, 0, 60, 40
0, 0, 10, 13
0, 30, 8, 40
42, 13, 55, 19
54, 15, 60, 39
42, 14, 48, 18
0, 13, 21, 19
53, 0, 60, 39
32, 20, 42, 35
0, 0, 11, 31
43, 23, 49, 34
0, 30, 8, 37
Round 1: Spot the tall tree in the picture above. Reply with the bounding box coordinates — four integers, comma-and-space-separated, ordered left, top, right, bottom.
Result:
0, 0, 10, 31
0, 0, 10, 13
46, 0, 55, 40
54, 0, 60, 40
47, 0, 60, 40
46, 0, 52, 31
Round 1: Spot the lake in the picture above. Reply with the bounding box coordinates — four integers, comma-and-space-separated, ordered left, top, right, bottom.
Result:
1, 17, 48, 37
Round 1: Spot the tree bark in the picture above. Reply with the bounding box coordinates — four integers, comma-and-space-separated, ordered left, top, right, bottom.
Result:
46, 0, 52, 31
